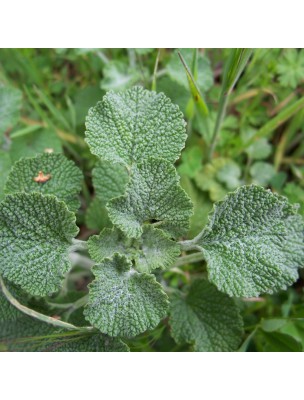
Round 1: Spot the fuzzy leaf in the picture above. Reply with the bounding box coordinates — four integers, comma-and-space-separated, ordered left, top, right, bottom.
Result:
107, 159, 193, 239
92, 160, 129, 204
85, 198, 112, 231
88, 225, 180, 273
0, 86, 22, 135
85, 86, 187, 166
194, 186, 304, 297
0, 193, 79, 296
4, 153, 83, 212
170, 279, 243, 351
84, 254, 169, 337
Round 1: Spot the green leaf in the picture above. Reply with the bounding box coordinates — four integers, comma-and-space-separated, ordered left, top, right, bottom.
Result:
0, 193, 79, 296
245, 138, 272, 160
169, 279, 243, 351
195, 158, 241, 201
4, 153, 83, 212
0, 285, 128, 352
85, 198, 112, 231
101, 60, 144, 91
193, 185, 304, 297
250, 161, 276, 185
10, 127, 62, 162
167, 49, 213, 93
260, 330, 302, 352
84, 254, 169, 337
107, 158, 193, 239
177, 50, 209, 117
0, 86, 22, 135
92, 160, 129, 204
284, 183, 304, 216
136, 225, 180, 273
85, 86, 187, 166
276, 49, 304, 89
0, 150, 11, 201
88, 226, 180, 273
222, 49, 253, 95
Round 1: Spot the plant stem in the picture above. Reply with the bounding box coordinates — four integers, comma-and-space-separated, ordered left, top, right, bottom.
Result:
172, 252, 205, 268
208, 92, 229, 161
69, 252, 95, 269
70, 239, 88, 252
0, 276, 93, 332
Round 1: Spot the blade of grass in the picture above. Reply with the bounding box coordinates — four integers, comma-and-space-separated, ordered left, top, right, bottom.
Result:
151, 49, 161, 91
208, 48, 253, 160
245, 96, 304, 147
34, 87, 72, 132
10, 124, 41, 139
177, 50, 209, 117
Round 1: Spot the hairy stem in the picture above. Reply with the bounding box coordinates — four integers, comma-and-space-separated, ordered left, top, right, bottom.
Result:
70, 239, 88, 252
0, 276, 94, 332
173, 252, 205, 268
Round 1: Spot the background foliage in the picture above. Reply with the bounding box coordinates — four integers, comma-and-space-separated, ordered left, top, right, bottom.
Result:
0, 48, 304, 351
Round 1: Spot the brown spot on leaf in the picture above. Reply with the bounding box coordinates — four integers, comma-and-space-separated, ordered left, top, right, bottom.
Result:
33, 171, 52, 183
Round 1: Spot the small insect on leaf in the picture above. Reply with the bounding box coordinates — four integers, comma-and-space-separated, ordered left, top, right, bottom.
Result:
33, 171, 52, 183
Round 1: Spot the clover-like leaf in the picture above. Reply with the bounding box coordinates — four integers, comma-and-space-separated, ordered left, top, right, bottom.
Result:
4, 153, 83, 212
84, 254, 169, 337
85, 86, 187, 166
169, 279, 243, 351
0, 284, 128, 352
0, 192, 79, 296
107, 158, 193, 239
193, 185, 304, 297
92, 160, 129, 204
0, 86, 22, 136
88, 225, 180, 273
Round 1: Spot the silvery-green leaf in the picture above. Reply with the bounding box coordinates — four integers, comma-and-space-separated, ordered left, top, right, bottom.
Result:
0, 193, 79, 296
193, 185, 304, 297
92, 160, 129, 204
107, 159, 193, 239
88, 225, 180, 273
4, 153, 83, 212
85, 86, 187, 166
170, 279, 243, 351
85, 198, 112, 231
84, 254, 169, 337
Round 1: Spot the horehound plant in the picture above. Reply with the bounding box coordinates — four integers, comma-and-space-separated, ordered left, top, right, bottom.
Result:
0, 86, 303, 352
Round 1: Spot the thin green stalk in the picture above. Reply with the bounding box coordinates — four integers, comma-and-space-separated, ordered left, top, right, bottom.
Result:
208, 92, 229, 160
173, 252, 205, 268
151, 49, 161, 91
0, 276, 93, 332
